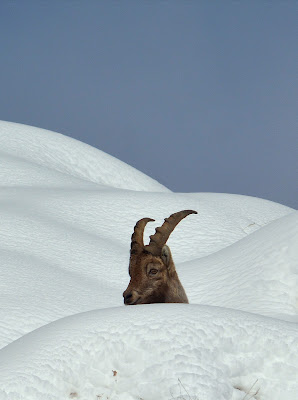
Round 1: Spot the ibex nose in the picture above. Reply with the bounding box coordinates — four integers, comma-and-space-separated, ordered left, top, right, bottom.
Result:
123, 291, 133, 305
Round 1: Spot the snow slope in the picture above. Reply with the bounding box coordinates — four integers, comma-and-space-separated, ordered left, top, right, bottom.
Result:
0, 121, 169, 191
1, 306, 297, 400
0, 121, 297, 400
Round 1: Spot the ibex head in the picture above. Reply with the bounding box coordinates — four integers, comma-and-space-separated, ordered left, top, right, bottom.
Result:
123, 210, 197, 305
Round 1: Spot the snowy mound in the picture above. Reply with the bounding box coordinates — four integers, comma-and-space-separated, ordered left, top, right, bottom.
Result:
1, 306, 297, 400
0, 121, 297, 400
183, 211, 298, 320
0, 120, 169, 192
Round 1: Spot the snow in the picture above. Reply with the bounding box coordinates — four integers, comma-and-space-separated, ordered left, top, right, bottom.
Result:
1, 306, 297, 400
0, 120, 297, 400
0, 121, 169, 192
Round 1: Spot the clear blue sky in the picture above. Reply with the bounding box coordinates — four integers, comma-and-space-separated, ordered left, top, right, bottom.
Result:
0, 1, 297, 208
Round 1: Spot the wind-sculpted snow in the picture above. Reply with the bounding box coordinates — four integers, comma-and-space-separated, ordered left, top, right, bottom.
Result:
0, 121, 297, 399
0, 306, 297, 400
0, 121, 169, 192
183, 211, 298, 320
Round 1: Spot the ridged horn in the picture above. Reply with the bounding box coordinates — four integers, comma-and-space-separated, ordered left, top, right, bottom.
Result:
130, 217, 155, 256
144, 210, 197, 256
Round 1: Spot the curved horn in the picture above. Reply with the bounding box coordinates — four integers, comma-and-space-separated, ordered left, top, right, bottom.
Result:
144, 210, 197, 255
130, 217, 155, 256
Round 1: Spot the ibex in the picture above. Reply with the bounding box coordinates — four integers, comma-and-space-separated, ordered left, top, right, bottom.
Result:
123, 210, 197, 305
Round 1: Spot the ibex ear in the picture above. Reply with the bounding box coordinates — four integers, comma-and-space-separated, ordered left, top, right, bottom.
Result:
161, 245, 173, 269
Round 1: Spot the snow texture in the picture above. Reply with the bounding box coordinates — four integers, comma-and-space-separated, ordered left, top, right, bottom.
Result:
0, 121, 297, 400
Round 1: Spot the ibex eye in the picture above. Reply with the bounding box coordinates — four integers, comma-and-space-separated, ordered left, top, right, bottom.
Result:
149, 269, 158, 275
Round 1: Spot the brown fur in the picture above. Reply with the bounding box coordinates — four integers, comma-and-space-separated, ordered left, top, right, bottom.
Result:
123, 210, 197, 305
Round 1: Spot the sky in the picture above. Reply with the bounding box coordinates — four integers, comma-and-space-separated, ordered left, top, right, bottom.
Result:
0, 1, 297, 208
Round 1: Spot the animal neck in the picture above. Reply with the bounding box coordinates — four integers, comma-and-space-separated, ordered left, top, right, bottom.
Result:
164, 274, 189, 303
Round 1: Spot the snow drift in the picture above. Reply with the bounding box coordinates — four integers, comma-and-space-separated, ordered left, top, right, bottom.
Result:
0, 121, 297, 400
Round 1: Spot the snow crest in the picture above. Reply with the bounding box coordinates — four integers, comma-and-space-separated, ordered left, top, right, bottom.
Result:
0, 120, 169, 192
